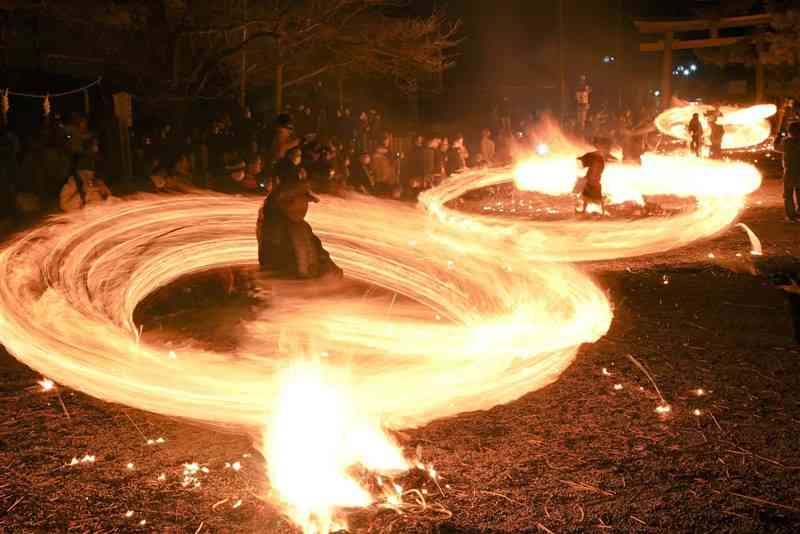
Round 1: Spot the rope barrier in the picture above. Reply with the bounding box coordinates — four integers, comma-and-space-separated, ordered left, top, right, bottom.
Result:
4, 77, 102, 99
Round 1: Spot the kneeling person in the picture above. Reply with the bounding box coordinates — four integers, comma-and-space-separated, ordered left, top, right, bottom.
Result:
257, 181, 342, 279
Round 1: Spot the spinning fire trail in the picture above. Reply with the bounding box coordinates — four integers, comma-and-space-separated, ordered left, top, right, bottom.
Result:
0, 140, 761, 531
654, 102, 777, 150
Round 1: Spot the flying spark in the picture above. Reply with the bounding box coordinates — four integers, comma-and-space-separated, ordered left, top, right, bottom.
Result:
38, 378, 54, 391
0, 122, 761, 532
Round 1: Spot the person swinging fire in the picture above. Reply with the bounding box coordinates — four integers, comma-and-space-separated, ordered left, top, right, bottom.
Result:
574, 138, 612, 216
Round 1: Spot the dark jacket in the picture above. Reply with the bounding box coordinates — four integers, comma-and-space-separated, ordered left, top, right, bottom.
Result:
257, 195, 339, 278
408, 144, 424, 178
348, 163, 374, 193
273, 156, 303, 186
578, 151, 605, 200
446, 146, 466, 176
778, 137, 800, 178
422, 147, 437, 179
688, 117, 703, 140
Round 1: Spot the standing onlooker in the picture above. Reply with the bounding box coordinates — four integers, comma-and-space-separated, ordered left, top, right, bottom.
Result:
499, 97, 512, 133
479, 128, 496, 167
357, 112, 371, 151
688, 113, 703, 157
422, 137, 440, 188
576, 75, 591, 133
436, 137, 449, 182
36, 126, 71, 207
405, 135, 425, 194
370, 145, 396, 196
708, 112, 725, 160
0, 124, 20, 220
446, 134, 468, 176
776, 122, 800, 222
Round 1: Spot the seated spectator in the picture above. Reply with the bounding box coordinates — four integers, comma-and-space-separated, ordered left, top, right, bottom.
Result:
306, 147, 334, 193
219, 160, 247, 192
171, 153, 194, 186
59, 153, 113, 212
166, 153, 196, 191
237, 154, 262, 192
348, 152, 374, 194
256, 180, 342, 280
151, 153, 195, 193
370, 145, 397, 197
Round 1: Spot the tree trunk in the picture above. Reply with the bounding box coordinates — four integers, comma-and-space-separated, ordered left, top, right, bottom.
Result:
660, 32, 673, 109
558, 0, 566, 123
274, 63, 284, 113
337, 71, 344, 110
755, 43, 765, 104
172, 34, 181, 90
240, 0, 248, 108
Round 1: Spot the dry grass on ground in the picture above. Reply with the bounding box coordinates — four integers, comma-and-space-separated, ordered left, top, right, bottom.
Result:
2, 181, 800, 533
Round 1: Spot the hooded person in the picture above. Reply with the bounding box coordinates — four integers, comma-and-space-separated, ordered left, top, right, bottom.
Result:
256, 180, 342, 279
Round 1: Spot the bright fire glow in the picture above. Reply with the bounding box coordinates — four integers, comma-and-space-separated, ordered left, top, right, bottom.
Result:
421, 155, 760, 262
0, 116, 762, 531
38, 377, 55, 391
655, 103, 776, 150
261, 363, 407, 533
0, 192, 613, 531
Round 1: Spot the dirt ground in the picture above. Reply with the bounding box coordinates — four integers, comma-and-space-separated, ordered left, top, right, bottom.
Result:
2, 179, 800, 533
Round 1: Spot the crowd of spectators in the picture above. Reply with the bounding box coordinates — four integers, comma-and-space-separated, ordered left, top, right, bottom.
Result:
0, 103, 509, 227
0, 95, 667, 234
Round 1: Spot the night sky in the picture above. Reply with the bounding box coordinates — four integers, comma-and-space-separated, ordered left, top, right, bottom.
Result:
408, 0, 769, 110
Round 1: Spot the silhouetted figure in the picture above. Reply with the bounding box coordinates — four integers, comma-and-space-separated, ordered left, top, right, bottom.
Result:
257, 181, 341, 279
688, 113, 703, 157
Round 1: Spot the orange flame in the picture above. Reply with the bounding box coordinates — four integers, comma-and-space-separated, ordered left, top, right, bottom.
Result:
261, 363, 407, 533
0, 116, 761, 530
655, 103, 776, 150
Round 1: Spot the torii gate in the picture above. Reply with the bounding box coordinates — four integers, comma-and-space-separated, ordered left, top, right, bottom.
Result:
634, 14, 771, 107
